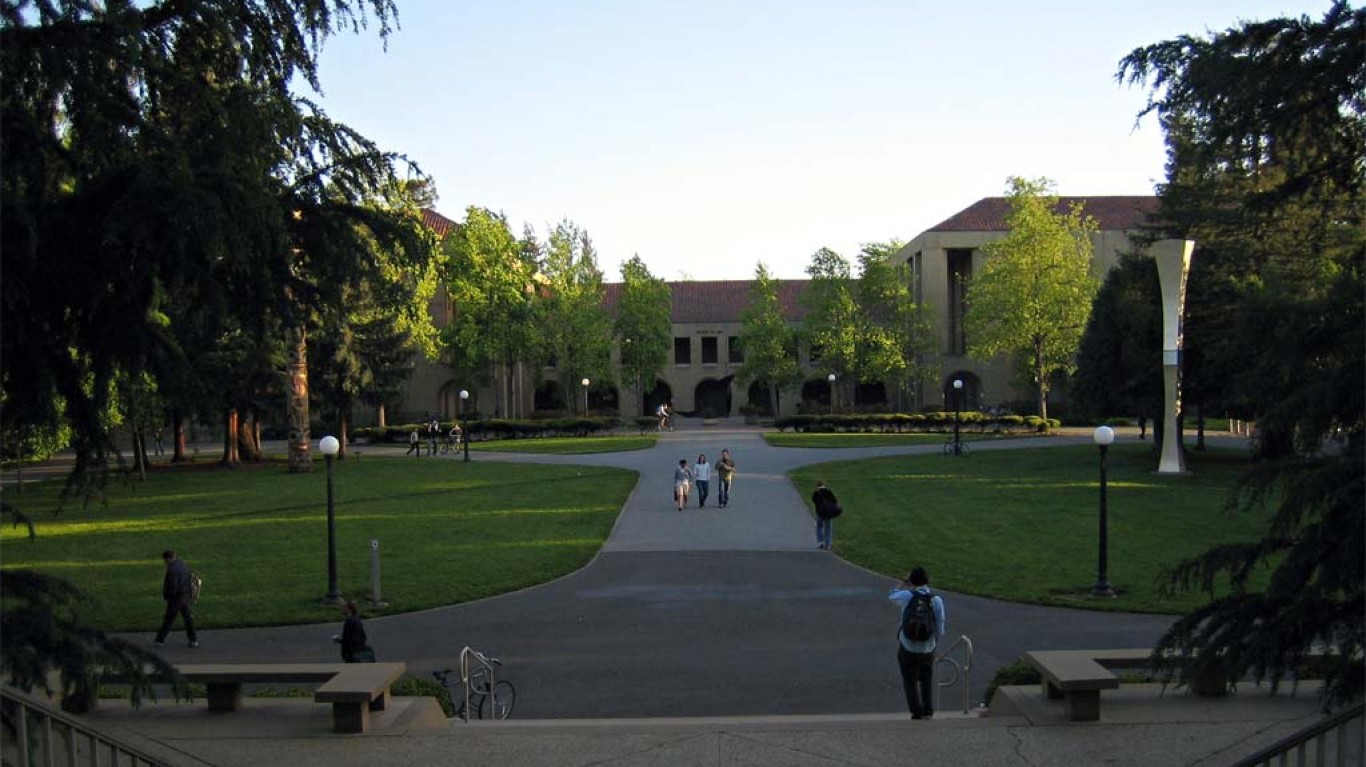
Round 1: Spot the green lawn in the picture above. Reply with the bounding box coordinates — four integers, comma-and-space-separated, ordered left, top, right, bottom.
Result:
472, 435, 656, 454
2, 458, 637, 631
765, 432, 1031, 448
792, 444, 1269, 614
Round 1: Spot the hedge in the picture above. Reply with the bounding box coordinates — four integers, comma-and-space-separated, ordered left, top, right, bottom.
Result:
772, 412, 1061, 434
353, 417, 622, 444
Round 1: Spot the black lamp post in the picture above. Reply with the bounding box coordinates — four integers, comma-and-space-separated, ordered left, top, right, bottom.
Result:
581, 378, 590, 417
459, 389, 470, 462
319, 435, 342, 603
951, 379, 964, 456
1092, 425, 1116, 598
827, 373, 836, 415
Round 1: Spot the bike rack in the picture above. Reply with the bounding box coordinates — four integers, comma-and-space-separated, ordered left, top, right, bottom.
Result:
458, 645, 499, 723
935, 634, 974, 714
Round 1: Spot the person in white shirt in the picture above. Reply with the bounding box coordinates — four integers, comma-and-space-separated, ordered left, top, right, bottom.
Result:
693, 454, 712, 508
888, 566, 947, 719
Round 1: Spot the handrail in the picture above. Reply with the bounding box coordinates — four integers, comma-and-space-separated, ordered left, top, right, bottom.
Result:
457, 646, 499, 723
1, 684, 214, 767
1230, 701, 1363, 767
934, 634, 974, 714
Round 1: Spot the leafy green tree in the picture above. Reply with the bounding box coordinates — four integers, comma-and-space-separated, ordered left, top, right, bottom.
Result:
738, 263, 800, 415
801, 248, 859, 409
614, 256, 672, 415
1071, 254, 1163, 424
964, 177, 1099, 420
534, 221, 613, 412
1120, 1, 1364, 708
856, 242, 937, 411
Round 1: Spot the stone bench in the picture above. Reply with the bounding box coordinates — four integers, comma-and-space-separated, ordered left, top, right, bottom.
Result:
1022, 649, 1153, 722
177, 662, 406, 734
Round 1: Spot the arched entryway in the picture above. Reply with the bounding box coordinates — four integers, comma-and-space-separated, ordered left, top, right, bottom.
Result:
854, 381, 887, 409
534, 381, 567, 412
746, 381, 775, 416
438, 381, 478, 420
801, 378, 833, 414
644, 380, 672, 416
942, 371, 982, 412
587, 385, 619, 416
694, 376, 733, 418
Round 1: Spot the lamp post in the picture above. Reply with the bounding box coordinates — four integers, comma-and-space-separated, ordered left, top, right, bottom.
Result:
826, 373, 836, 415
581, 378, 590, 416
951, 379, 964, 456
1092, 425, 1116, 598
319, 435, 342, 603
459, 390, 470, 462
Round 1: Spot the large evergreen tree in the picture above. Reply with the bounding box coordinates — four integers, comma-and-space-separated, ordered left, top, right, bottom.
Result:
1120, 1, 1365, 708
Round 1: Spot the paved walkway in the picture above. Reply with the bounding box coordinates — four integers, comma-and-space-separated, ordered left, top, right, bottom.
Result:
125, 422, 1188, 718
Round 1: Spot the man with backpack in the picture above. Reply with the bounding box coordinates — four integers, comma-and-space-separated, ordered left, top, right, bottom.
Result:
889, 566, 946, 719
154, 550, 199, 648
811, 481, 841, 550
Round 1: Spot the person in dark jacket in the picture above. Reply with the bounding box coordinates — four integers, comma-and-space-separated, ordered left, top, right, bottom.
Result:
154, 550, 198, 647
812, 481, 840, 550
336, 600, 374, 663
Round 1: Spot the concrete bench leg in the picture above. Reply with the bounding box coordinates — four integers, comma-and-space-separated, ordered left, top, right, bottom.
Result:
1043, 681, 1064, 700
206, 683, 243, 713
1064, 690, 1101, 722
332, 702, 370, 734
368, 690, 388, 712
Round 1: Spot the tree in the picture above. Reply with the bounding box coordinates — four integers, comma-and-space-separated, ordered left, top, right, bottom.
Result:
614, 256, 672, 416
534, 221, 613, 412
738, 263, 800, 415
963, 177, 1100, 420
1120, 2, 1365, 708
801, 248, 859, 410
1071, 254, 1163, 425
856, 242, 937, 411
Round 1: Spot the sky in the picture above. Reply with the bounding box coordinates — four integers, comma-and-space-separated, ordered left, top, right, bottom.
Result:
309, 0, 1318, 281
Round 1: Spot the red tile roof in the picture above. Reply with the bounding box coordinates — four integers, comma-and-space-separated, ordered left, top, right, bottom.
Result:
602, 280, 809, 323
421, 208, 457, 237
928, 196, 1159, 233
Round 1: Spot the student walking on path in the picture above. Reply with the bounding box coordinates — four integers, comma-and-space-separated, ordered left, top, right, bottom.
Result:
716, 449, 736, 507
154, 550, 198, 648
811, 481, 841, 550
406, 428, 420, 456
672, 458, 692, 511
889, 566, 946, 719
693, 454, 712, 508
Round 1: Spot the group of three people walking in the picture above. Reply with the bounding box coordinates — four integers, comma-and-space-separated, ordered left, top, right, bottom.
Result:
672, 449, 736, 511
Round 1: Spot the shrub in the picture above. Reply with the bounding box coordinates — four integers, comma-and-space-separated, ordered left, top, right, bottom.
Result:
392, 674, 454, 717
983, 659, 1041, 706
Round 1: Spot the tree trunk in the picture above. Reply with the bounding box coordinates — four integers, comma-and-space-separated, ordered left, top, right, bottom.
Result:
238, 411, 262, 461
132, 427, 148, 481
221, 409, 240, 466
171, 409, 189, 463
377, 403, 387, 429
1195, 402, 1206, 451
286, 326, 312, 473
338, 412, 350, 458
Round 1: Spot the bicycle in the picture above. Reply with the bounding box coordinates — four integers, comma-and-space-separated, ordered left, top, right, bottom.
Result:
432, 648, 516, 721
942, 437, 971, 456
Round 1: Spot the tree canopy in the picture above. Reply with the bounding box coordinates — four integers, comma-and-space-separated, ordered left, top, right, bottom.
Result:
1119, 1, 1364, 708
738, 262, 799, 414
613, 256, 672, 415
964, 176, 1099, 420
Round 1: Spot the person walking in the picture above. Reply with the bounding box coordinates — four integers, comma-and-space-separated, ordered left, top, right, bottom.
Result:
334, 600, 376, 663
811, 481, 841, 550
154, 550, 198, 647
426, 417, 440, 456
406, 428, 421, 456
673, 458, 692, 511
693, 454, 712, 508
716, 449, 736, 507
889, 566, 947, 719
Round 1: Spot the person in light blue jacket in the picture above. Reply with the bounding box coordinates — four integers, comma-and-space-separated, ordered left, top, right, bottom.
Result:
888, 566, 946, 719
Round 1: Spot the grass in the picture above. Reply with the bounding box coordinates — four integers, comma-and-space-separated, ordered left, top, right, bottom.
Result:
1, 458, 636, 631
473, 435, 656, 454
791, 443, 1270, 614
765, 432, 1033, 448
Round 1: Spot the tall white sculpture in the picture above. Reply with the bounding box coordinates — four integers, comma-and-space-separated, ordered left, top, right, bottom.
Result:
1152, 239, 1195, 474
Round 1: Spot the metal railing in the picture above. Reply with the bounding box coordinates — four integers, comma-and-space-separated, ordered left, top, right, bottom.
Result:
1232, 701, 1363, 767
2, 685, 213, 767
934, 634, 974, 714
458, 646, 500, 723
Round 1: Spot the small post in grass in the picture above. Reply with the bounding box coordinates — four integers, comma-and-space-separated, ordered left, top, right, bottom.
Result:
1091, 425, 1116, 598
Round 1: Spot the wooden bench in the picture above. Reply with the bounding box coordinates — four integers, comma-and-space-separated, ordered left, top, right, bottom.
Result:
177, 662, 406, 734
1022, 649, 1153, 722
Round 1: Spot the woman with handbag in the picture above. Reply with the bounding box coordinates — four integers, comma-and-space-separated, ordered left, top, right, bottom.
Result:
335, 600, 376, 663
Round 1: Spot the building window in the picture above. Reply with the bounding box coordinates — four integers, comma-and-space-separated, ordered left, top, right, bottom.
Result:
700, 336, 718, 364
674, 337, 691, 365
728, 336, 743, 363
947, 248, 973, 355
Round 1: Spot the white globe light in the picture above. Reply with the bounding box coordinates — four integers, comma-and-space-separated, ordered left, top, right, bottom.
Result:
1093, 425, 1115, 446
827, 373, 836, 382
581, 378, 590, 387
319, 435, 340, 456
953, 379, 964, 390
459, 389, 469, 400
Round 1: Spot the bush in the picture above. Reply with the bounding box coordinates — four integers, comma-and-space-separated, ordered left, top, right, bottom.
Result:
983, 659, 1041, 706
392, 674, 454, 717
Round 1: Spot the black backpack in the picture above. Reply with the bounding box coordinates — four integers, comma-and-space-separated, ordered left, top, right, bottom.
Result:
900, 591, 936, 642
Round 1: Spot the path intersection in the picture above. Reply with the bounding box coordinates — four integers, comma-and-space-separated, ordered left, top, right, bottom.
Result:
140, 423, 1176, 719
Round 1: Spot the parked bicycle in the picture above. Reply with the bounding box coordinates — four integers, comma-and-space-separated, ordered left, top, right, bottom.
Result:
432, 647, 516, 721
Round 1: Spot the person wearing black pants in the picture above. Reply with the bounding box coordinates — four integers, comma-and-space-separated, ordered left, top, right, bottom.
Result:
889, 566, 945, 719
154, 550, 198, 647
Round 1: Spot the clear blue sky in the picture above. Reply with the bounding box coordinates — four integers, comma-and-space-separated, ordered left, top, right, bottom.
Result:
310, 0, 1316, 280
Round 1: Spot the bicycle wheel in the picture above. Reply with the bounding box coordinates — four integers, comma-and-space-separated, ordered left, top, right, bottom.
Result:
476, 679, 516, 720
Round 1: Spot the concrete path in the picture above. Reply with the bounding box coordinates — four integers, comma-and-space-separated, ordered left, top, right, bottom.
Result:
131, 422, 1188, 719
